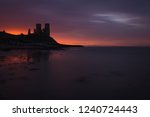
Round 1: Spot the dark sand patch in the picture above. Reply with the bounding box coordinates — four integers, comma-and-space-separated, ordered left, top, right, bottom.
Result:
0, 79, 6, 84
77, 76, 87, 83
109, 71, 123, 77
76, 75, 93, 84
29, 68, 40, 71
8, 72, 15, 76
0, 94, 6, 100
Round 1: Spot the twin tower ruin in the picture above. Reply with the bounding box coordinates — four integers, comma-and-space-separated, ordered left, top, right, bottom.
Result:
28, 23, 50, 37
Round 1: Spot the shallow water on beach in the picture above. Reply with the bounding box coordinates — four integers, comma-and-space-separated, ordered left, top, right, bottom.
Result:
0, 47, 150, 99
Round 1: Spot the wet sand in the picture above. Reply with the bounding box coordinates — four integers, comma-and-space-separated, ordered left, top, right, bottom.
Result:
0, 47, 150, 100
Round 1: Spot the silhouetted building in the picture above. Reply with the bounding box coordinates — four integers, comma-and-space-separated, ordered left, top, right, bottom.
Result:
44, 23, 50, 36
36, 24, 42, 34
31, 23, 50, 37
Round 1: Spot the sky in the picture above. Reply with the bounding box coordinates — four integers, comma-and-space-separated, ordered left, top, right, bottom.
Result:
0, 0, 150, 46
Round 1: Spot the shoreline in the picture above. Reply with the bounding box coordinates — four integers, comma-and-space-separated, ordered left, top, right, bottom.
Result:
0, 44, 83, 51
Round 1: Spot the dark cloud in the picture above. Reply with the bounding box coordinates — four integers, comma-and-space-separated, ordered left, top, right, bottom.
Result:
0, 0, 150, 45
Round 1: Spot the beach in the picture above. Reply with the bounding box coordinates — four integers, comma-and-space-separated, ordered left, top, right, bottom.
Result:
0, 47, 150, 100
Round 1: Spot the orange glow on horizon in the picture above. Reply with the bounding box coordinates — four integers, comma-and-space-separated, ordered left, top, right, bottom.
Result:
2, 29, 150, 46
3, 28, 27, 35
52, 34, 122, 46
55, 36, 150, 46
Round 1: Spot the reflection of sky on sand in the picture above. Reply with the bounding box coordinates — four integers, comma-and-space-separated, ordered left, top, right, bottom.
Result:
0, 50, 49, 65
0, 47, 150, 99
0, 50, 51, 99
0, 55, 32, 65
0, 50, 49, 79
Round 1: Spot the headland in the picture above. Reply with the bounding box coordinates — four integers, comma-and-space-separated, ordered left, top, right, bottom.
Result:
0, 23, 83, 50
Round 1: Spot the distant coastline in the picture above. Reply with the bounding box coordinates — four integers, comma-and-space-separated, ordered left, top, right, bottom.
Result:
0, 23, 83, 50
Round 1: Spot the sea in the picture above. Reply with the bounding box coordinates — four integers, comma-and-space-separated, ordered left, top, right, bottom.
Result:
0, 47, 150, 100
